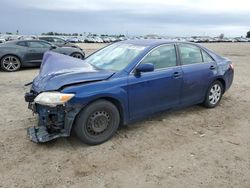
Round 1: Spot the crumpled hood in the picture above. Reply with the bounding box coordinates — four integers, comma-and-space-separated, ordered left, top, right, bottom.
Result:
32, 51, 115, 93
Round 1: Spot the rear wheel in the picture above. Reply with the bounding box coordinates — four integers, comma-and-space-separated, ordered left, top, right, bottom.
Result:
203, 81, 223, 108
71, 52, 84, 59
1, 55, 21, 72
74, 100, 120, 145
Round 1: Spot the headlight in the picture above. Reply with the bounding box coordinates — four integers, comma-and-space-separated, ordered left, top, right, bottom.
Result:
34, 92, 75, 107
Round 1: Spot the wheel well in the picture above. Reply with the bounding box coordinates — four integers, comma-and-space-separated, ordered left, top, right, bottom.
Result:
86, 97, 124, 125
70, 52, 81, 55
216, 78, 226, 93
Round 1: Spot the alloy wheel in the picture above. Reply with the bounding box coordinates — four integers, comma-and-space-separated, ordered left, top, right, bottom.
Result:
1, 56, 21, 71
209, 84, 222, 105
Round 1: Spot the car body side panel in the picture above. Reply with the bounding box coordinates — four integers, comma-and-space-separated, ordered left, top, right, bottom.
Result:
128, 67, 183, 120
0, 46, 26, 61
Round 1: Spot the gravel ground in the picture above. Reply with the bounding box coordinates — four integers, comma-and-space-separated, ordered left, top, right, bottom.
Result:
0, 43, 249, 188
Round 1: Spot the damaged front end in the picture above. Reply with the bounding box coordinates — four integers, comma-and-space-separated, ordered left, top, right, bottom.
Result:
25, 91, 81, 143
24, 52, 115, 143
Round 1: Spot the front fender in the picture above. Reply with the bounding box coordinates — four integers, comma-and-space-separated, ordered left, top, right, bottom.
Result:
62, 77, 129, 124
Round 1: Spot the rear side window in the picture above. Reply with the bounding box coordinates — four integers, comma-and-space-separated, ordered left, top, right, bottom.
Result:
179, 44, 203, 65
202, 50, 213, 62
140, 45, 177, 69
16, 41, 27, 47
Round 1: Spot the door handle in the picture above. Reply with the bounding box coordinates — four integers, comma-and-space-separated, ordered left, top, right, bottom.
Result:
210, 65, 216, 70
173, 71, 182, 78
29, 50, 36, 52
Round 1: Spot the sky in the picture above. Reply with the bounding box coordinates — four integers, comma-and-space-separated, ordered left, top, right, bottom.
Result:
0, 0, 250, 37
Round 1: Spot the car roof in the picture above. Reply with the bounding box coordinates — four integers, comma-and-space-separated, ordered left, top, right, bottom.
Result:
13, 39, 52, 44
39, 36, 63, 39
119, 39, 176, 46
119, 39, 201, 48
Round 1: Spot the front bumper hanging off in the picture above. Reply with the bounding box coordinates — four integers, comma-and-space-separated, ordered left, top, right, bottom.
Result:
27, 126, 67, 143
25, 92, 81, 143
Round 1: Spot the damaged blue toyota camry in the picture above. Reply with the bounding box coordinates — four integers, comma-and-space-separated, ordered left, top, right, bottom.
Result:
25, 40, 234, 145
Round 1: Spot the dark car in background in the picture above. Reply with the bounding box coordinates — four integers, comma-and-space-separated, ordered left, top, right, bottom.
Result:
0, 40, 85, 72
25, 40, 234, 145
38, 36, 82, 49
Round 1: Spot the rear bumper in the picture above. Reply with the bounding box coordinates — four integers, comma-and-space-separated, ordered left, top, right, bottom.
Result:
224, 69, 234, 92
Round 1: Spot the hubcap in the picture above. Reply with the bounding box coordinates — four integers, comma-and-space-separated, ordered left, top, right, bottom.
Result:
87, 111, 110, 135
2, 56, 20, 71
209, 84, 221, 105
72, 53, 82, 59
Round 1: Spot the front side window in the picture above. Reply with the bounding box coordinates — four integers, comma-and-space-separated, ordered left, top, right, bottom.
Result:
140, 44, 177, 69
179, 44, 203, 65
27, 41, 51, 48
85, 43, 146, 71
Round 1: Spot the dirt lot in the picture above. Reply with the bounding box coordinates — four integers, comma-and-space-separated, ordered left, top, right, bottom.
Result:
0, 43, 249, 188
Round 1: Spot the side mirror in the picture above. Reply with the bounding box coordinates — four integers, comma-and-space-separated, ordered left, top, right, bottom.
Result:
50, 45, 57, 50
135, 63, 154, 74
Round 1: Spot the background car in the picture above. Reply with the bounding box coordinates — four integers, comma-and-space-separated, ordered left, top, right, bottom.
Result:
38, 36, 82, 50
0, 38, 5, 43
66, 37, 79, 43
0, 40, 85, 72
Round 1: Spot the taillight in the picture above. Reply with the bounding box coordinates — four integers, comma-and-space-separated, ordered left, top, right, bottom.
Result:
229, 63, 234, 70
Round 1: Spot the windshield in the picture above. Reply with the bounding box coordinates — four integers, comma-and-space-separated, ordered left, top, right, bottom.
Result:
84, 43, 146, 71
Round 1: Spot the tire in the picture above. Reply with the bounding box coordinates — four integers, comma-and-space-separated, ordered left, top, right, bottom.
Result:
0, 55, 21, 72
70, 52, 84, 59
74, 100, 120, 145
203, 81, 223, 108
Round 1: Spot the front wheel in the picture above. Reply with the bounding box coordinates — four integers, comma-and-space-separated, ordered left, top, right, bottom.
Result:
74, 100, 120, 145
203, 81, 223, 108
70, 52, 84, 59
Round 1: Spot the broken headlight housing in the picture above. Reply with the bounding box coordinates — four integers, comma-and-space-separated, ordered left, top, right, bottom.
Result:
34, 92, 75, 107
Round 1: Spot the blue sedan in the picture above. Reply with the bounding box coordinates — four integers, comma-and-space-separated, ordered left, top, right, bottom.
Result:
25, 40, 234, 145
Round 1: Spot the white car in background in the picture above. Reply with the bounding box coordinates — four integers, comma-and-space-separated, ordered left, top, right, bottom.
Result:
0, 38, 5, 43
93, 37, 103, 43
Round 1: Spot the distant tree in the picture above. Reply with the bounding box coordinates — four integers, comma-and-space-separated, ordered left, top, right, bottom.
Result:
6, 32, 12, 35
247, 31, 250, 38
219, 33, 224, 39
42, 32, 54, 35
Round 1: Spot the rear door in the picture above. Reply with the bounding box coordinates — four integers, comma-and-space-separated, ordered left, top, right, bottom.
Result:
178, 43, 217, 105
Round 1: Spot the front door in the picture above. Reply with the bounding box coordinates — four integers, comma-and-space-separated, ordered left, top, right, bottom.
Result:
25, 41, 51, 63
128, 44, 182, 120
